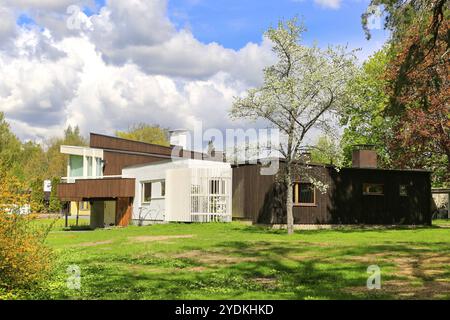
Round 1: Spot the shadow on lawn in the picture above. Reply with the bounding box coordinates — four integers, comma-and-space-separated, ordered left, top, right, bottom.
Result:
54, 227, 450, 300
232, 224, 442, 236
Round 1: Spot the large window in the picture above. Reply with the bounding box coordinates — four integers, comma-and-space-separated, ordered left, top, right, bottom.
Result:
363, 183, 384, 195
69, 155, 83, 177
293, 182, 315, 206
141, 180, 166, 203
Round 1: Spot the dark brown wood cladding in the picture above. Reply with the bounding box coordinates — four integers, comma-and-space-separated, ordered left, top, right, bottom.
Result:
103, 151, 166, 175
90, 133, 206, 160
232, 164, 432, 225
90, 133, 209, 176
57, 178, 135, 201
90, 133, 173, 156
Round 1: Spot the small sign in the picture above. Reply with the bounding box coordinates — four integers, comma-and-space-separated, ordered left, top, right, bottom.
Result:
43, 180, 52, 192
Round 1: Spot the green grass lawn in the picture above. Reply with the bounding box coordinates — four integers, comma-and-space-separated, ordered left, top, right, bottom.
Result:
27, 218, 450, 300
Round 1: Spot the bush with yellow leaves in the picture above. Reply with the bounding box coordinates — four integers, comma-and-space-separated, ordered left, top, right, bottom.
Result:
0, 173, 53, 298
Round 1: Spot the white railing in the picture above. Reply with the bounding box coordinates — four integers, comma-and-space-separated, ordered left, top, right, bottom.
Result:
189, 167, 232, 223
61, 175, 122, 183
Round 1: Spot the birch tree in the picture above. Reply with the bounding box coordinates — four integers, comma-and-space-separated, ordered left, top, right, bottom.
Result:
230, 18, 358, 234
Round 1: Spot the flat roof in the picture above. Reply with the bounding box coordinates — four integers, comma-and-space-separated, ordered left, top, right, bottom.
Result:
232, 158, 431, 173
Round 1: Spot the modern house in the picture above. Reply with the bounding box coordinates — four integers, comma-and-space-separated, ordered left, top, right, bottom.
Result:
232, 147, 432, 226
57, 133, 231, 228
58, 133, 432, 228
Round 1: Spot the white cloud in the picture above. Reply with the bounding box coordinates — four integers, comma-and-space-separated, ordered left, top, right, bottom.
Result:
314, 0, 341, 9
0, 5, 16, 44
0, 0, 276, 142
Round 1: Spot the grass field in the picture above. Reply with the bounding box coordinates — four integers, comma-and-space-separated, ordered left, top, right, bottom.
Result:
26, 218, 450, 300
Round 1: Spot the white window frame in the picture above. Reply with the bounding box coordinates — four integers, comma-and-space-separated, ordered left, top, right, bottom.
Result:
141, 180, 166, 204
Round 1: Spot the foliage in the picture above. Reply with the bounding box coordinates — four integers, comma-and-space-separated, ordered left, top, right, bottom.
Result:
384, 17, 449, 186
1, 114, 89, 210
0, 171, 28, 214
361, 1, 449, 186
115, 123, 170, 146
0, 174, 53, 298
0, 113, 22, 176
231, 17, 358, 234
30, 178, 46, 213
340, 48, 393, 167
310, 135, 343, 166
48, 177, 62, 213
45, 125, 88, 179
0, 213, 53, 298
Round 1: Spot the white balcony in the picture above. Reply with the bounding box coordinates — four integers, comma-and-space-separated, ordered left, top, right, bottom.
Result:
60, 145, 105, 182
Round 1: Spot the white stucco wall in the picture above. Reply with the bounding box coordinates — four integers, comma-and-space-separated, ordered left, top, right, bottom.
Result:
122, 159, 231, 223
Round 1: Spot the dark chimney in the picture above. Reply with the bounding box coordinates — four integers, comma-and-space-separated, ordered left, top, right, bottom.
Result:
352, 145, 377, 168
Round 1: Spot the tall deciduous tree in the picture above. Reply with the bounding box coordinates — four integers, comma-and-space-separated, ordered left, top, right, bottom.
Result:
231, 18, 357, 234
115, 123, 170, 146
363, 0, 449, 186
340, 48, 393, 167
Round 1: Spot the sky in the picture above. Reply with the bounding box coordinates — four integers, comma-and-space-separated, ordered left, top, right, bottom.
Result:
0, 0, 389, 146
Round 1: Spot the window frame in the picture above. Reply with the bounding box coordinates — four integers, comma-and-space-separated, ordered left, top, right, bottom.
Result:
293, 182, 316, 207
362, 183, 384, 196
141, 179, 166, 204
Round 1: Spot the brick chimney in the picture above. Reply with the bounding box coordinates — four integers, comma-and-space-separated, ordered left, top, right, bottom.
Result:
352, 145, 377, 168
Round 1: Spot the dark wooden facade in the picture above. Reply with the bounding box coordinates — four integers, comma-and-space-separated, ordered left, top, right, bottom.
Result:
57, 178, 135, 201
232, 163, 432, 225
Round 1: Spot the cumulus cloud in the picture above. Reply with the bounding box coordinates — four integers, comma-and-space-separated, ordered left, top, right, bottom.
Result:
0, 0, 276, 143
0, 5, 17, 44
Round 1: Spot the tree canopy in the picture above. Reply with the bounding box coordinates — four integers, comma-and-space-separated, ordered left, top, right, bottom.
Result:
115, 123, 170, 147
231, 18, 358, 234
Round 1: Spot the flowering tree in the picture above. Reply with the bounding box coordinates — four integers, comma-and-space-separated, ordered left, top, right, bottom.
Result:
231, 18, 357, 234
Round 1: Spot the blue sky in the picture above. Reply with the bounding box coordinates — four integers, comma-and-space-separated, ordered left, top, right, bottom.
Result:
166, 0, 388, 57
16, 0, 389, 60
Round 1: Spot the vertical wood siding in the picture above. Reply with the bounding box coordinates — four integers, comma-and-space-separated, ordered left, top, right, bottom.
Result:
232, 164, 431, 225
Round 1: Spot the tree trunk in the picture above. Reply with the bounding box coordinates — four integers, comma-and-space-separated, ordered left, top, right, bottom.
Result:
286, 167, 294, 235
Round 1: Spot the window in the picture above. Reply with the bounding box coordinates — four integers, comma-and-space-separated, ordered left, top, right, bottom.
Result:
293, 182, 315, 206
161, 181, 166, 197
69, 155, 83, 177
80, 201, 90, 210
210, 179, 220, 194
363, 183, 384, 195
141, 180, 166, 203
87, 156, 93, 177
95, 158, 103, 177
399, 185, 408, 196
142, 182, 152, 203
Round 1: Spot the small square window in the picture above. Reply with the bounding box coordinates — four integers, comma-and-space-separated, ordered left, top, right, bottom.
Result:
363, 183, 384, 195
293, 182, 315, 205
399, 185, 408, 196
